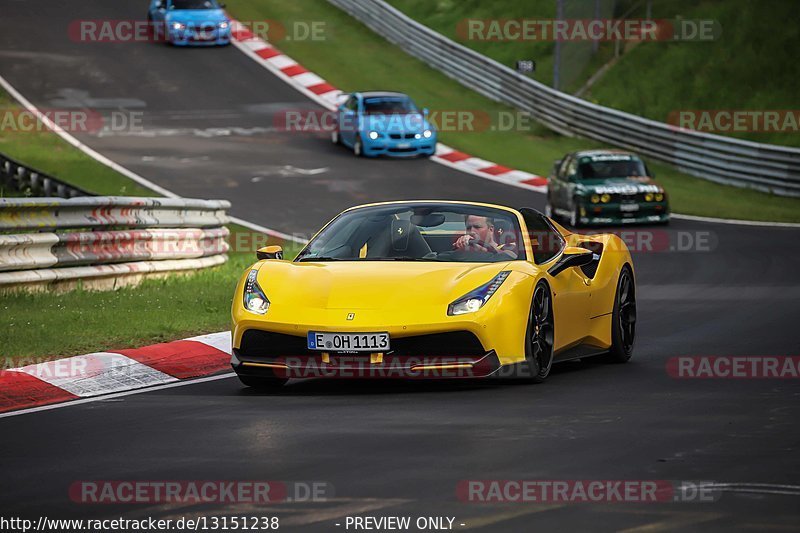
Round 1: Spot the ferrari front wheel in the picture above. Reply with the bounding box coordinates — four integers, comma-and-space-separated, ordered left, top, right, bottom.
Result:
524, 281, 555, 382
237, 374, 288, 389
606, 265, 636, 363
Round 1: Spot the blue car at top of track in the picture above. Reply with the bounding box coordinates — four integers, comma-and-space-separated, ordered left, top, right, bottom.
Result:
147, 0, 231, 46
331, 91, 437, 158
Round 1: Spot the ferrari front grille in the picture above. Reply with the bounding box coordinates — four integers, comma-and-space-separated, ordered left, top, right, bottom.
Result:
238, 330, 486, 359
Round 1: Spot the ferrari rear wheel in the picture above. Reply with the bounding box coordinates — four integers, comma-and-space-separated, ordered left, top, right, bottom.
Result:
237, 374, 288, 389
524, 281, 555, 382
605, 265, 636, 363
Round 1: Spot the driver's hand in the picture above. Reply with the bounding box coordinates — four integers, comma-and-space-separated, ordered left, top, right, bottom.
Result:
454, 235, 488, 251
454, 234, 471, 250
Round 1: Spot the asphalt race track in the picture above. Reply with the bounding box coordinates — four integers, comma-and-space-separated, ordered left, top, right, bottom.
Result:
1, 1, 799, 531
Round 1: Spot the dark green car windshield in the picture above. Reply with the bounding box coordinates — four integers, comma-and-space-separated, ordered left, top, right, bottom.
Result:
578, 156, 647, 179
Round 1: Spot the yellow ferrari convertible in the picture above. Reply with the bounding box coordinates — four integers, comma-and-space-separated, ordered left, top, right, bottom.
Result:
231, 201, 636, 388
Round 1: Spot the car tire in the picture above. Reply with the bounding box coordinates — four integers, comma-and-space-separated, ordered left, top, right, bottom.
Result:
544, 200, 554, 220
522, 281, 555, 383
602, 265, 636, 363
353, 135, 363, 157
569, 200, 582, 228
147, 15, 160, 42
237, 374, 288, 389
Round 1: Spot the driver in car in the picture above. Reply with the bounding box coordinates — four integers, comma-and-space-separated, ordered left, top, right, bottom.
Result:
453, 215, 517, 258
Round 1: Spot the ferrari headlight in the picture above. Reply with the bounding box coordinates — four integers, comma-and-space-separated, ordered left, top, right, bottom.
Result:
447, 271, 510, 316
171, 22, 186, 30
645, 193, 654, 202
423, 129, 433, 138
590, 194, 600, 203
368, 131, 379, 140
655, 193, 664, 201
600, 193, 611, 203
243, 269, 270, 315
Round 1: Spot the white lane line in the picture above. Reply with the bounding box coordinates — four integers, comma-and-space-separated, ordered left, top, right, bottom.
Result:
14, 352, 178, 397
228, 216, 309, 244
671, 213, 800, 228
0, 373, 238, 419
0, 74, 176, 198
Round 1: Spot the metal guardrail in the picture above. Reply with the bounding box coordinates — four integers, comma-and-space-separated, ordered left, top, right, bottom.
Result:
1, 152, 91, 198
0, 197, 232, 289
0, 196, 230, 232
0, 228, 229, 272
329, 0, 800, 197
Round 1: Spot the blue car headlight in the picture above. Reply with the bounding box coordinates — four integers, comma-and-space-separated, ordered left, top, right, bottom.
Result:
218, 21, 229, 29
368, 131, 380, 140
423, 129, 433, 139
447, 271, 510, 316
171, 22, 186, 31
243, 269, 270, 315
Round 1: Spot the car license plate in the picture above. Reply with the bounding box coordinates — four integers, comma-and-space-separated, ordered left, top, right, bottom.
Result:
307, 332, 390, 352
620, 203, 640, 212
397, 143, 411, 148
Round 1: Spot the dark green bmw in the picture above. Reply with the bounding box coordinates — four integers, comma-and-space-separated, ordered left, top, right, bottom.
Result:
546, 150, 670, 227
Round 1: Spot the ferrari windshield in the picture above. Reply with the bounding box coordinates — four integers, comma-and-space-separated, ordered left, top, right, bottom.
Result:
296, 203, 526, 263
577, 155, 647, 179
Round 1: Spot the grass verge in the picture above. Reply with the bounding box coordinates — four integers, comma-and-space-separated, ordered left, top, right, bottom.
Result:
1, 236, 303, 365
0, 88, 155, 197
388, 0, 800, 148
225, 0, 800, 222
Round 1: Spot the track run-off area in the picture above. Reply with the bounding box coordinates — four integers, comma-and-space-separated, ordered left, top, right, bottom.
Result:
1, 1, 799, 531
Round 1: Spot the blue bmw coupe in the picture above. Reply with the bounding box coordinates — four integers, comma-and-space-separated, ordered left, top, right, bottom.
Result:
332, 91, 437, 158
147, 0, 231, 46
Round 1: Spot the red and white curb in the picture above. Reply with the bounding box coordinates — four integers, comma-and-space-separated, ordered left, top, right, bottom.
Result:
228, 20, 548, 192
0, 332, 231, 415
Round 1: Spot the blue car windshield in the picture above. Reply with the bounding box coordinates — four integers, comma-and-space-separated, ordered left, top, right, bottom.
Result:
171, 0, 218, 9
364, 98, 418, 115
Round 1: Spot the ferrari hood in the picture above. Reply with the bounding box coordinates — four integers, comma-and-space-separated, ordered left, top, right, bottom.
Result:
255, 260, 511, 310
577, 177, 664, 195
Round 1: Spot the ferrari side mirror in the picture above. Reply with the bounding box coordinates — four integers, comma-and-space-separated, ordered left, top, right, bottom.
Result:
548, 247, 593, 277
257, 245, 283, 260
